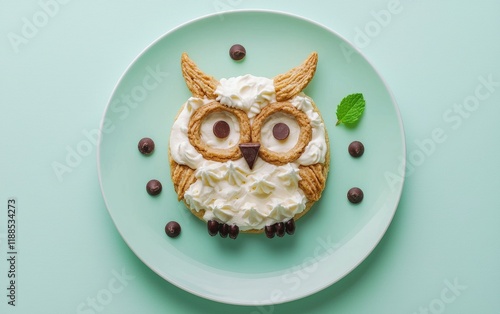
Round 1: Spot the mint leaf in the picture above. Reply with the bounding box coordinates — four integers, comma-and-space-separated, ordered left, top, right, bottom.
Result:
336, 93, 365, 126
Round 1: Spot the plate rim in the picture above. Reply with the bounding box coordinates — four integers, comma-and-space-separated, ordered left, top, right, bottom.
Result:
97, 8, 406, 305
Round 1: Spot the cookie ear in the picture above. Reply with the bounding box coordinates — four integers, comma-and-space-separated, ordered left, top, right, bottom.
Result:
274, 52, 318, 102
181, 53, 219, 99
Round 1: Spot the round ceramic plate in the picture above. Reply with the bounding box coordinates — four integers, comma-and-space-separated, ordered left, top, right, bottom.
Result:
98, 10, 405, 305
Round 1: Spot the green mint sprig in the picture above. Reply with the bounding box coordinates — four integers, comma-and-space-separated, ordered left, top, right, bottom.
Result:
335, 93, 365, 126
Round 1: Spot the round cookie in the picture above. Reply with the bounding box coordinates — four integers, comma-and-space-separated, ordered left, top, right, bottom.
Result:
169, 52, 329, 236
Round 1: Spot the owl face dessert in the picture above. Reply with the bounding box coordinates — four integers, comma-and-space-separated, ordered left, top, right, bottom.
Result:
169, 52, 329, 238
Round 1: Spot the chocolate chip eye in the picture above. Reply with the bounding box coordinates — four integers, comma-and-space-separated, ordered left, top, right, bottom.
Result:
272, 123, 290, 140
213, 120, 230, 138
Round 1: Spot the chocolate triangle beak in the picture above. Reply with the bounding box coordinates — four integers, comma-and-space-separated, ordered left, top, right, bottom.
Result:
239, 143, 260, 170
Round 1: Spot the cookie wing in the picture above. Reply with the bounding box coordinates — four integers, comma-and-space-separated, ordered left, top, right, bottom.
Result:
298, 163, 327, 202
170, 159, 197, 201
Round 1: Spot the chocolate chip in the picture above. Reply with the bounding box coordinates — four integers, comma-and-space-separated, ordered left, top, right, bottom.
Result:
219, 223, 229, 238
146, 179, 162, 196
138, 137, 155, 155
272, 123, 290, 140
348, 141, 364, 157
239, 143, 260, 169
285, 219, 295, 235
347, 187, 364, 204
264, 225, 276, 238
275, 222, 285, 237
229, 225, 239, 239
207, 220, 219, 236
213, 120, 230, 138
229, 44, 246, 61
165, 221, 181, 238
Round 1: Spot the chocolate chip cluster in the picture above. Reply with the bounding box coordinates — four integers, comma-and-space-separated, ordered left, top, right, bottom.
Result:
264, 219, 295, 238
207, 220, 240, 239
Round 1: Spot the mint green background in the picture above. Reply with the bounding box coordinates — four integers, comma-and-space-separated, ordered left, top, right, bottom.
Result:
1, 1, 499, 313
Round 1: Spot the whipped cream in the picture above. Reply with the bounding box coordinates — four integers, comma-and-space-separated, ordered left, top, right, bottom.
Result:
169, 97, 212, 169
184, 159, 306, 231
215, 74, 275, 119
291, 95, 328, 165
169, 75, 327, 229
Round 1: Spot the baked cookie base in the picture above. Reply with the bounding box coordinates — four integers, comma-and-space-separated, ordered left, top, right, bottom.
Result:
168, 99, 330, 234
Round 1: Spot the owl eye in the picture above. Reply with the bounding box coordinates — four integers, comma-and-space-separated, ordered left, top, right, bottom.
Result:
252, 102, 312, 165
188, 102, 251, 162
260, 113, 300, 153
200, 111, 240, 149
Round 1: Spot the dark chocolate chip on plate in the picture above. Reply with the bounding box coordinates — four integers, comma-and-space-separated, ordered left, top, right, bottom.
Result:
275, 222, 285, 237
347, 187, 364, 204
207, 220, 219, 236
146, 179, 162, 196
219, 223, 230, 238
165, 221, 181, 238
285, 219, 295, 235
138, 137, 155, 155
229, 44, 246, 61
265, 224, 276, 238
229, 225, 239, 240
348, 141, 364, 157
